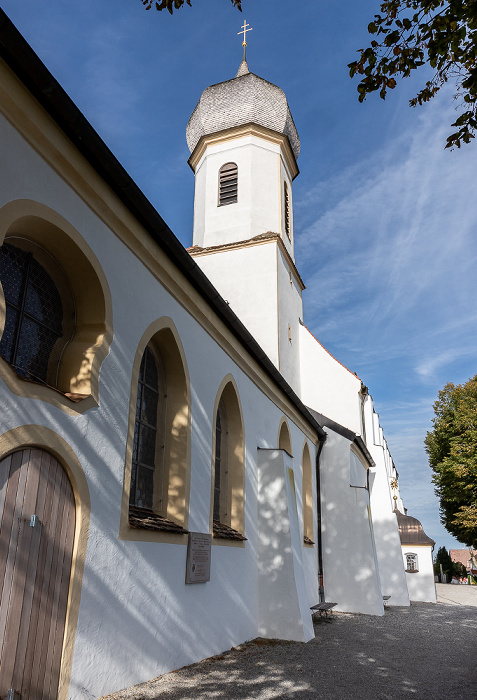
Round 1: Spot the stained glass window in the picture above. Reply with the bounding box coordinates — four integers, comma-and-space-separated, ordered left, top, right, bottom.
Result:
0, 242, 63, 384
130, 346, 160, 510
213, 400, 228, 523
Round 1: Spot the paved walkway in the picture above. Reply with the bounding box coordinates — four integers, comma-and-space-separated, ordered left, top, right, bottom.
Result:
101, 585, 477, 700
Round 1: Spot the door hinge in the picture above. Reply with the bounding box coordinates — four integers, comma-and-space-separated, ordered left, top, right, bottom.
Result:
6, 689, 21, 700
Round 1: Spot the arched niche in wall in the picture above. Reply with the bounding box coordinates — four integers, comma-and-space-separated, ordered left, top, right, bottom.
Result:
302, 441, 314, 546
350, 445, 368, 489
0, 200, 112, 411
211, 375, 245, 544
278, 418, 293, 456
120, 318, 191, 543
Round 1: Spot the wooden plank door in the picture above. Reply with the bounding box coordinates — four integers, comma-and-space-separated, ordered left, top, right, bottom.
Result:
0, 449, 75, 700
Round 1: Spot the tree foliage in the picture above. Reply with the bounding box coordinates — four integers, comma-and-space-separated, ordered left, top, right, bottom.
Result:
141, 0, 241, 13
425, 375, 477, 547
349, 1, 477, 148
434, 545, 454, 577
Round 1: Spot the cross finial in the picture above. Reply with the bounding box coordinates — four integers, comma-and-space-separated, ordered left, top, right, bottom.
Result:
238, 20, 252, 47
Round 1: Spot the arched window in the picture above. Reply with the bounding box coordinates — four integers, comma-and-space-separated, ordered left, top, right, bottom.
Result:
211, 380, 245, 541
130, 346, 165, 511
0, 240, 74, 386
218, 162, 238, 206
213, 398, 227, 523
302, 442, 314, 545
0, 202, 112, 407
406, 552, 419, 573
278, 419, 292, 456
125, 324, 190, 538
284, 181, 291, 240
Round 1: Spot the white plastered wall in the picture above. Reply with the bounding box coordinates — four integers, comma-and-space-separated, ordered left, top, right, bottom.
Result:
299, 324, 362, 434
192, 134, 289, 248
193, 243, 279, 367
276, 247, 303, 393
364, 397, 410, 606
257, 448, 314, 642
319, 428, 384, 615
0, 109, 319, 699
401, 546, 437, 602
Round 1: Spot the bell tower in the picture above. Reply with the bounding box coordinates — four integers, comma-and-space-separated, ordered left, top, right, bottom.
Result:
187, 30, 304, 392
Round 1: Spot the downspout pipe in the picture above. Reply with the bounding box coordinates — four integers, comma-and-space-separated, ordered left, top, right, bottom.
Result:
315, 433, 327, 603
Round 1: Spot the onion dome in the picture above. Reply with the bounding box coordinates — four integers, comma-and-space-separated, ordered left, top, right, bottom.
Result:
186, 58, 300, 160
395, 510, 435, 546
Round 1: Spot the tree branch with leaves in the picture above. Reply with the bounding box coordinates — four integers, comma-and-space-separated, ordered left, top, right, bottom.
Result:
349, 1, 477, 148
141, 0, 241, 14
425, 375, 477, 547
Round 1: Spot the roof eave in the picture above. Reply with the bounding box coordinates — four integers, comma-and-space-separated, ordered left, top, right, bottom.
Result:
0, 9, 322, 443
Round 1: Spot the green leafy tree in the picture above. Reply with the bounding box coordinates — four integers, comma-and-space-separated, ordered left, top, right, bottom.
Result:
452, 560, 467, 576
349, 1, 477, 148
141, 0, 241, 13
434, 545, 454, 578
425, 375, 477, 547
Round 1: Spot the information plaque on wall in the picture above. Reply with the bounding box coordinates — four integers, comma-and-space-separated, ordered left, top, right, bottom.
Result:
185, 532, 211, 584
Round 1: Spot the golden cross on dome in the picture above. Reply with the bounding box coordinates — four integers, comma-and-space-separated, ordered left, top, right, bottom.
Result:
238, 20, 252, 46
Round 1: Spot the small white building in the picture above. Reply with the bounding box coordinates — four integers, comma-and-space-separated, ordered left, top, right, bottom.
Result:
396, 510, 437, 603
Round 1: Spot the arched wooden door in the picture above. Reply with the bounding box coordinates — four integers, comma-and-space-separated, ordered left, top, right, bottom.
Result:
0, 449, 75, 700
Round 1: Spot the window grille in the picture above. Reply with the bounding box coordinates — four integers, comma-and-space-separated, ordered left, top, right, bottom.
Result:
213, 400, 228, 523
406, 553, 419, 572
130, 346, 160, 510
213, 406, 222, 521
0, 242, 63, 384
284, 181, 291, 240
218, 162, 238, 206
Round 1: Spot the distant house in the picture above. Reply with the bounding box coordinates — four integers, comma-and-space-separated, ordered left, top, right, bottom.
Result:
450, 549, 477, 576
396, 510, 436, 602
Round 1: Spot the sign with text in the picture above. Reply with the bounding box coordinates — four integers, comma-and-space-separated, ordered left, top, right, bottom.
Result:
185, 532, 211, 584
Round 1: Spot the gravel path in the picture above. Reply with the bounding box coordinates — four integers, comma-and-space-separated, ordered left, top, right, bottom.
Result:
100, 584, 477, 700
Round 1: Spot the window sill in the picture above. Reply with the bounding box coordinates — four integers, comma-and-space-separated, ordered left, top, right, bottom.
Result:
129, 506, 188, 535
0, 356, 97, 415
213, 520, 247, 541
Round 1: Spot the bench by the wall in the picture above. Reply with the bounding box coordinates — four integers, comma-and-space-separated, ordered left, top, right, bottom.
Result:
310, 602, 337, 623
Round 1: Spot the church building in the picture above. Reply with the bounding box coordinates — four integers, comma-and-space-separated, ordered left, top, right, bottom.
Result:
0, 12, 433, 699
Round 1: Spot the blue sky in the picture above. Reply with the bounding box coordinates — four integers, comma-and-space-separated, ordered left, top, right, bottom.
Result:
3, 0, 476, 553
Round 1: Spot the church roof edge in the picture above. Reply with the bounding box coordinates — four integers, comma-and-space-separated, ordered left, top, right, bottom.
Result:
0, 9, 324, 443
302, 324, 362, 381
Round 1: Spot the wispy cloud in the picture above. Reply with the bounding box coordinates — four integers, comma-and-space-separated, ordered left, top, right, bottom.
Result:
296, 88, 477, 382
296, 89, 477, 549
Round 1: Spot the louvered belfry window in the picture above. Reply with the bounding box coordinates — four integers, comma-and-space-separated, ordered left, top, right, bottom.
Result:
284, 181, 291, 240
0, 242, 63, 384
218, 162, 238, 206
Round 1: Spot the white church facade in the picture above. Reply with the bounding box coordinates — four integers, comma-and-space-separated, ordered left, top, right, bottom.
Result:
0, 12, 434, 700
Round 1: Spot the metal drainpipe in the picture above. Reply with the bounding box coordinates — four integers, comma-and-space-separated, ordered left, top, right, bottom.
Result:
316, 433, 326, 603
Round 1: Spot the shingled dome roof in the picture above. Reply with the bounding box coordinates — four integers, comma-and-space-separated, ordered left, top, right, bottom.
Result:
395, 509, 435, 546
186, 59, 300, 160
